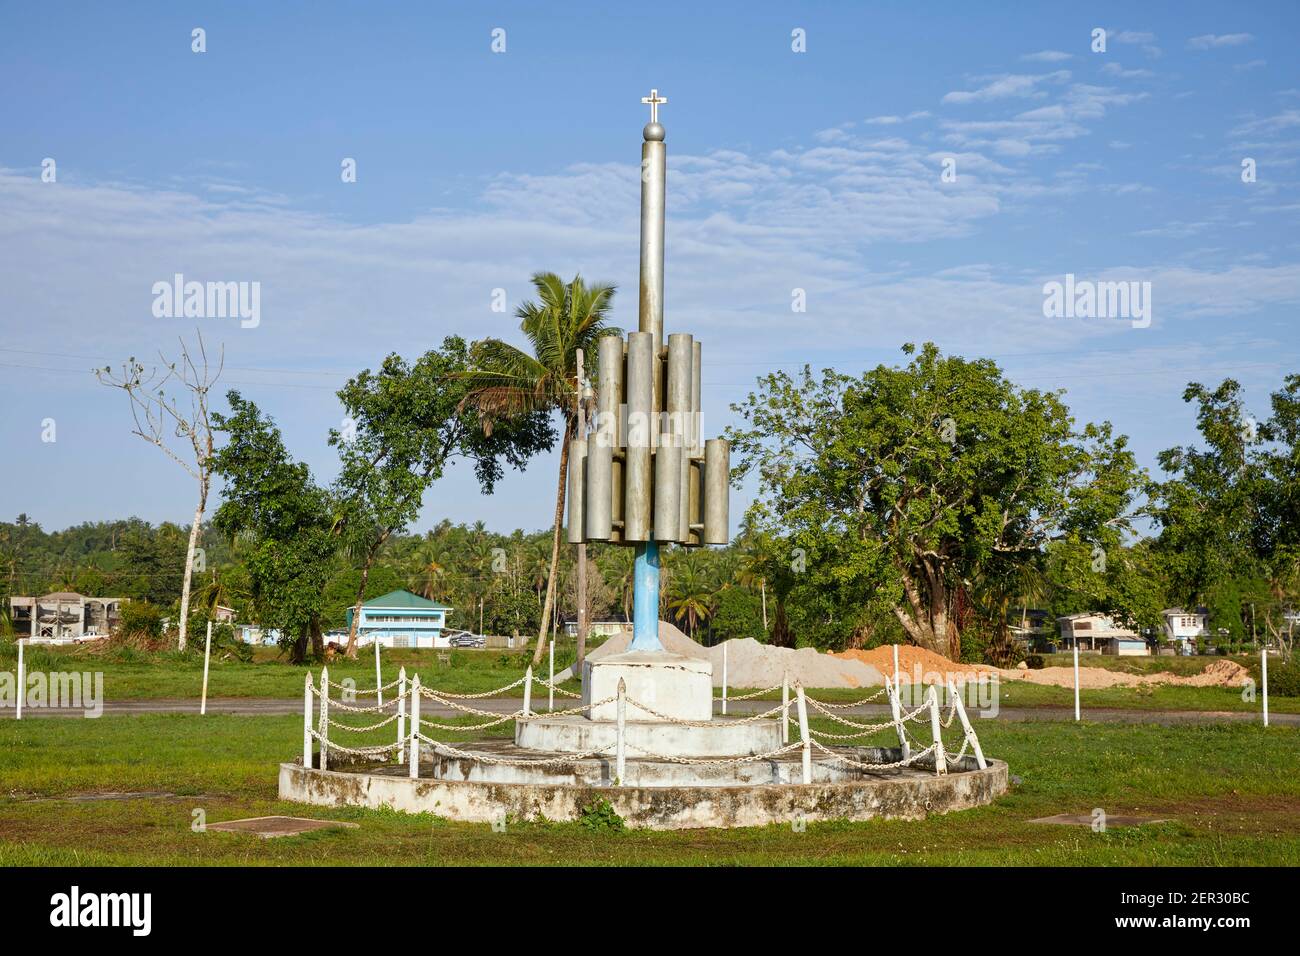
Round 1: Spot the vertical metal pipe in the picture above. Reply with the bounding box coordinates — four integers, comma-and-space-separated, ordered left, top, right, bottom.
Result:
586, 335, 620, 541
631, 541, 662, 651
703, 438, 730, 544
654, 442, 682, 542
623, 331, 654, 541
691, 340, 702, 455
639, 126, 666, 363
687, 458, 702, 547
566, 437, 587, 544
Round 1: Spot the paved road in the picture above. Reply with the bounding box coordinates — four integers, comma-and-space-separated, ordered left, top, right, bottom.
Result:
1, 696, 1294, 726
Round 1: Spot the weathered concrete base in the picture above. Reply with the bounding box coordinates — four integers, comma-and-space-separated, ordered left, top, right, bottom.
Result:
516, 713, 780, 758
280, 752, 1008, 830
583, 650, 712, 722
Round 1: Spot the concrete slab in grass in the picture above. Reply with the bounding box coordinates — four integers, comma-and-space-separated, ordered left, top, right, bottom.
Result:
1029, 813, 1170, 827
205, 816, 359, 839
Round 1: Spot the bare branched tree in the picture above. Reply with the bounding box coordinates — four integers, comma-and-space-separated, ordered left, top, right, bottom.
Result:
96, 332, 223, 651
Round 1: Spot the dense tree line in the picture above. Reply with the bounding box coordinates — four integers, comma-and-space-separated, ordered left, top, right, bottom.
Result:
3, 335, 1295, 667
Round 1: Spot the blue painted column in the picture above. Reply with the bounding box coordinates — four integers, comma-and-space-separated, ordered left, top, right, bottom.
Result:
630, 541, 663, 651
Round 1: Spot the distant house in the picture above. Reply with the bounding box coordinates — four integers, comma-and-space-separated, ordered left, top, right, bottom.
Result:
1161, 608, 1209, 655
346, 590, 453, 649
237, 625, 281, 646
9, 592, 124, 642
561, 620, 629, 639
1058, 612, 1148, 656
1009, 609, 1054, 651
213, 605, 237, 624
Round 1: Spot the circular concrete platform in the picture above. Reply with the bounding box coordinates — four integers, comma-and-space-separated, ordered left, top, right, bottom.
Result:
279, 749, 1008, 830
515, 713, 781, 758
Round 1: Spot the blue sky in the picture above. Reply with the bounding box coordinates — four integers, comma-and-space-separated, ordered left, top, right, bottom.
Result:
2, 1, 1298, 536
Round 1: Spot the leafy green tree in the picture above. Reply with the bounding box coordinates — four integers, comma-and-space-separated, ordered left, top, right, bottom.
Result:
460, 273, 618, 665
211, 392, 339, 664
728, 343, 1144, 659
331, 336, 551, 657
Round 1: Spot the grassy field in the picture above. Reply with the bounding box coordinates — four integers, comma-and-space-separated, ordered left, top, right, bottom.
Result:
1, 639, 1293, 714
1, 710, 1297, 866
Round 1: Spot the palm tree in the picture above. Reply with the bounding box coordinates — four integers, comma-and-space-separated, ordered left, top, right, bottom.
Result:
460, 273, 618, 665
666, 553, 716, 639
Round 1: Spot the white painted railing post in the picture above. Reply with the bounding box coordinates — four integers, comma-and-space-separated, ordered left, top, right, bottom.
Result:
947, 678, 987, 770
1073, 643, 1080, 722
781, 673, 790, 744
523, 666, 533, 717
549, 639, 555, 712
1262, 645, 1269, 728
722, 642, 728, 715
887, 676, 910, 762
374, 639, 383, 708
795, 683, 811, 785
928, 684, 946, 776
303, 673, 313, 769
16, 638, 24, 721
397, 666, 407, 763
319, 665, 330, 771
409, 675, 421, 779
615, 677, 627, 785
201, 620, 212, 716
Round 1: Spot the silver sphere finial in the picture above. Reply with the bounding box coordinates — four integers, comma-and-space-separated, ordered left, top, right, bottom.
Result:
643, 122, 665, 142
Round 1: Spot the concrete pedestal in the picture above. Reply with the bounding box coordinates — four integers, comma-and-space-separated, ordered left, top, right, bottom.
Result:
582, 650, 712, 722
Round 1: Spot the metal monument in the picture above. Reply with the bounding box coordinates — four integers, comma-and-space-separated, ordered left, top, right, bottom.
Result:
566, 88, 730, 656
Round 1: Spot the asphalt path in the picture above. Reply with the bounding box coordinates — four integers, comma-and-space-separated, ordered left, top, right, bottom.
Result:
1, 697, 1294, 726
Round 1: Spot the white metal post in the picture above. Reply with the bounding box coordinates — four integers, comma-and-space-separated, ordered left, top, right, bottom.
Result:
319, 665, 330, 771
397, 666, 407, 763
887, 676, 910, 761
929, 684, 947, 776
409, 675, 421, 779
1262, 645, 1269, 728
1073, 643, 1081, 722
722, 642, 728, 715
893, 643, 900, 689
795, 683, 811, 785
947, 678, 987, 770
303, 673, 313, 769
374, 639, 383, 708
201, 620, 212, 716
16, 638, 24, 720
523, 666, 532, 717
615, 677, 627, 785
549, 639, 555, 712
781, 673, 790, 744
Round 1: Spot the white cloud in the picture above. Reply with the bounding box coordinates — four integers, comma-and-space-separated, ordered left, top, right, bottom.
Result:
942, 71, 1070, 105
1188, 33, 1254, 50
1022, 50, 1073, 63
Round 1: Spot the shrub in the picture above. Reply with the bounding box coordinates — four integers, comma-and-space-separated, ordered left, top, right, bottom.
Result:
1264, 656, 1300, 697
1024, 654, 1045, 670
117, 601, 165, 639
578, 797, 625, 833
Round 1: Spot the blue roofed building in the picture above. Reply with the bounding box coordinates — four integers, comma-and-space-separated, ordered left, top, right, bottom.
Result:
346, 589, 454, 649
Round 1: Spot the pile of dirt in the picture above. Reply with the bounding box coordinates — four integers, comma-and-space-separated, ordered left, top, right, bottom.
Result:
559, 625, 885, 688
833, 645, 997, 684
708, 638, 883, 689
997, 657, 1251, 689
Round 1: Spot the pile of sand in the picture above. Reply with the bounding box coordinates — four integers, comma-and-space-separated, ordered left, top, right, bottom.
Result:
834, 646, 997, 684
708, 638, 883, 689
559, 625, 884, 688
999, 657, 1251, 689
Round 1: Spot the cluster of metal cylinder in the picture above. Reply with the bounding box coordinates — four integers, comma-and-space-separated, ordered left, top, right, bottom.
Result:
567, 331, 729, 548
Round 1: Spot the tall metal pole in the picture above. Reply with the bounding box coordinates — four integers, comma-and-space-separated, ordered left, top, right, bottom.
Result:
629, 89, 668, 654
575, 348, 590, 669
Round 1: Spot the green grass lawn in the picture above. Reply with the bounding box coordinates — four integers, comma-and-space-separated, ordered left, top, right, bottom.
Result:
1, 710, 1297, 865
3, 640, 1294, 715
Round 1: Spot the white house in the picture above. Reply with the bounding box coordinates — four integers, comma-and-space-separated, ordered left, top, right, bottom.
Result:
346, 589, 453, 649
1058, 612, 1148, 656
1161, 608, 1209, 655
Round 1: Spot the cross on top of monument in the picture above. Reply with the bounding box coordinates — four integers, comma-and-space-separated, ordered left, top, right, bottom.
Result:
641, 88, 667, 123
